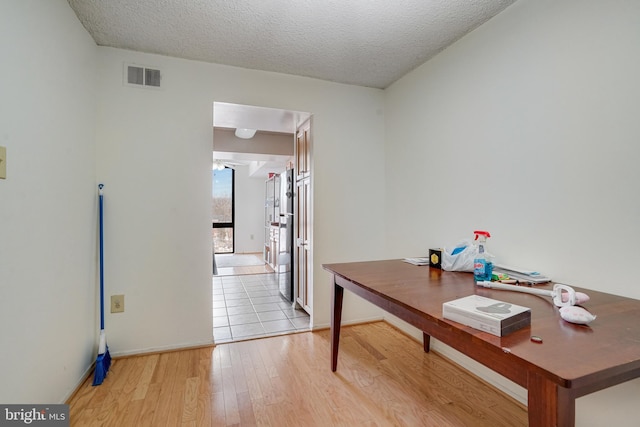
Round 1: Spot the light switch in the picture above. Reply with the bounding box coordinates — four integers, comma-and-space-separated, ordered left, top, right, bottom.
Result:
0, 146, 6, 179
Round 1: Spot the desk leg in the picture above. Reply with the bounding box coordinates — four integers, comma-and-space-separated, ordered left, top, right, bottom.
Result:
528, 372, 575, 427
423, 332, 431, 353
331, 281, 344, 372
556, 386, 575, 427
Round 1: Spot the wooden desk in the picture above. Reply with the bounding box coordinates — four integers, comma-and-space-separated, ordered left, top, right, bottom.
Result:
323, 260, 640, 427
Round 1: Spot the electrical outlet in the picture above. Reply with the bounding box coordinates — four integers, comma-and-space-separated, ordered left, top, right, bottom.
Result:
111, 295, 124, 313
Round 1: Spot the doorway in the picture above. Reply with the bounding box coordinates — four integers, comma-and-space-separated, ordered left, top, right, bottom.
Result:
212, 102, 312, 343
212, 273, 310, 343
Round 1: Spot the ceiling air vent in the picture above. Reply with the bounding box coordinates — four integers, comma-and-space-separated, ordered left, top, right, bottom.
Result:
124, 63, 161, 88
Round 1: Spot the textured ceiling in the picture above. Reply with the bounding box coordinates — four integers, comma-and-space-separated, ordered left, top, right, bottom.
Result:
67, 0, 516, 89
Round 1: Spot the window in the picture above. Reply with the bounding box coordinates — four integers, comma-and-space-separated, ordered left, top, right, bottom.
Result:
212, 167, 234, 253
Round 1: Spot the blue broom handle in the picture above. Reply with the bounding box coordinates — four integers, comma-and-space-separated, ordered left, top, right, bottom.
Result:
98, 184, 105, 330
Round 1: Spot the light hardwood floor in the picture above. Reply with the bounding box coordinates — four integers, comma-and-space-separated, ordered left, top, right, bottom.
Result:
68, 322, 527, 426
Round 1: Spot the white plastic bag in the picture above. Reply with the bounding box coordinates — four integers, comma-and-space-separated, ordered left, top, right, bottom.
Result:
441, 240, 478, 272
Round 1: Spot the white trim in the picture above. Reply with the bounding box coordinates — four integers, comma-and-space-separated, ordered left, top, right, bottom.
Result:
109, 339, 214, 358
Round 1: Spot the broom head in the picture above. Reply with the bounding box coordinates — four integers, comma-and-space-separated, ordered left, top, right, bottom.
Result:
92, 331, 111, 386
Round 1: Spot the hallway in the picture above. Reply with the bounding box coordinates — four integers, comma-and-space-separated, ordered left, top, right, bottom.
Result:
213, 272, 310, 343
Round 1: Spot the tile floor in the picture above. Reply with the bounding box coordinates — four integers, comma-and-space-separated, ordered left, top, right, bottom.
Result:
213, 273, 310, 343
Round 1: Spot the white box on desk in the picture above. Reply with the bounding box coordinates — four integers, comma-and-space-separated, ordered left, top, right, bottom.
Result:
443, 294, 531, 337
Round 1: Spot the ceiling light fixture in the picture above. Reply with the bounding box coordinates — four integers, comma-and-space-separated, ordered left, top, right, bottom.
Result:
235, 128, 257, 139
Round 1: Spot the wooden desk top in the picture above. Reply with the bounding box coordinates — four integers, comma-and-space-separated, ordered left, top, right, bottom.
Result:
323, 259, 640, 394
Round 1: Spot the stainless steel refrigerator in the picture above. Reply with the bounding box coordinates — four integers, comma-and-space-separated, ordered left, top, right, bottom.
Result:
278, 169, 294, 302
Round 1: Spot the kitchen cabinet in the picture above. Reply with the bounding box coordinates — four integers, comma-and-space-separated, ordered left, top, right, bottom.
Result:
296, 122, 310, 181
294, 120, 312, 314
295, 178, 311, 312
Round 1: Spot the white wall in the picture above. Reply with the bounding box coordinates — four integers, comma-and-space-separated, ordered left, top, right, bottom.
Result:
94, 47, 387, 353
0, 0, 97, 403
233, 165, 267, 254
13, 1, 634, 416
384, 0, 640, 425
0, 1, 386, 403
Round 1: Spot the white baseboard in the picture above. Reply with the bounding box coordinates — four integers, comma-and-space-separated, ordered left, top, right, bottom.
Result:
61, 363, 95, 404
110, 339, 215, 358
311, 315, 384, 331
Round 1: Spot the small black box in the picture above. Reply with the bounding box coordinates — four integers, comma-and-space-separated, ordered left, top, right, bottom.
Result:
429, 248, 442, 269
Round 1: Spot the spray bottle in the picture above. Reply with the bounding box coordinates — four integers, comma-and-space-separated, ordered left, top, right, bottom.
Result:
473, 230, 492, 282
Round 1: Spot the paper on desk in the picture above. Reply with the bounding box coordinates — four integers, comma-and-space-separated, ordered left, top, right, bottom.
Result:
493, 264, 551, 284
403, 257, 430, 266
